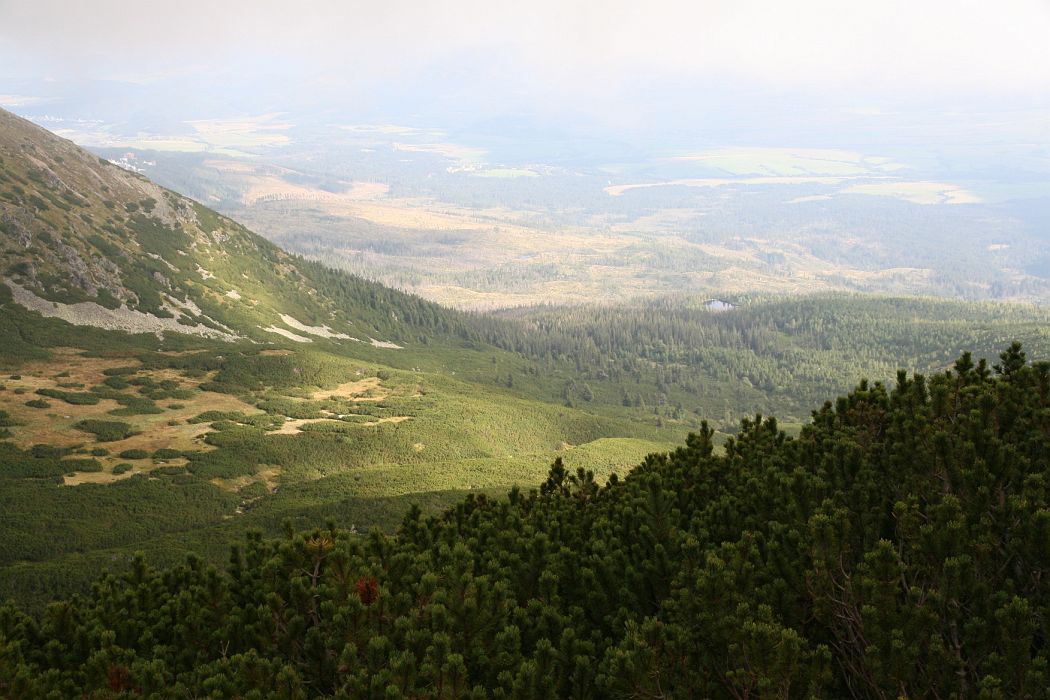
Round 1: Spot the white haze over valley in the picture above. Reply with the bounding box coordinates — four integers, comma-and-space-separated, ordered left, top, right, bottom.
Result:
3, 0, 1047, 149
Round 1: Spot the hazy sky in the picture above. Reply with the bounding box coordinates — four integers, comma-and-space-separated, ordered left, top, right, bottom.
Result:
2, 0, 1049, 142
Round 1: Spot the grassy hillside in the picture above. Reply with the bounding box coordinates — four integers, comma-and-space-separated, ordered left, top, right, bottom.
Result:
0, 292, 676, 609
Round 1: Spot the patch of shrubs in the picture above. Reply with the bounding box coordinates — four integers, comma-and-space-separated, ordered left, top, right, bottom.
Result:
36, 388, 99, 405
102, 376, 131, 390
74, 420, 137, 442
61, 458, 103, 473
188, 410, 243, 424
108, 396, 163, 416
30, 444, 69, 459
102, 367, 138, 377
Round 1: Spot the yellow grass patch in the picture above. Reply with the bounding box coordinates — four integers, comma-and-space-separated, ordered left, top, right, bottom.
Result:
345, 181, 389, 199
270, 415, 409, 436
840, 181, 982, 205
0, 348, 258, 480
63, 469, 138, 486
211, 465, 281, 493
271, 418, 333, 435
362, 416, 410, 427
311, 377, 387, 401
605, 176, 850, 197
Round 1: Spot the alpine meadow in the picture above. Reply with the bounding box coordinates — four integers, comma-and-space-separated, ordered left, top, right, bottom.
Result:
2, 1, 1050, 697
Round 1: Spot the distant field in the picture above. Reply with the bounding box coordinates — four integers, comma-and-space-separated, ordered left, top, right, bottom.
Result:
841, 180, 982, 204
603, 175, 850, 196
188, 158, 1045, 309
227, 184, 961, 309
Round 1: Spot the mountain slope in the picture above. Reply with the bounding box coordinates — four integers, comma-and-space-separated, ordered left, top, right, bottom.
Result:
0, 106, 461, 349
